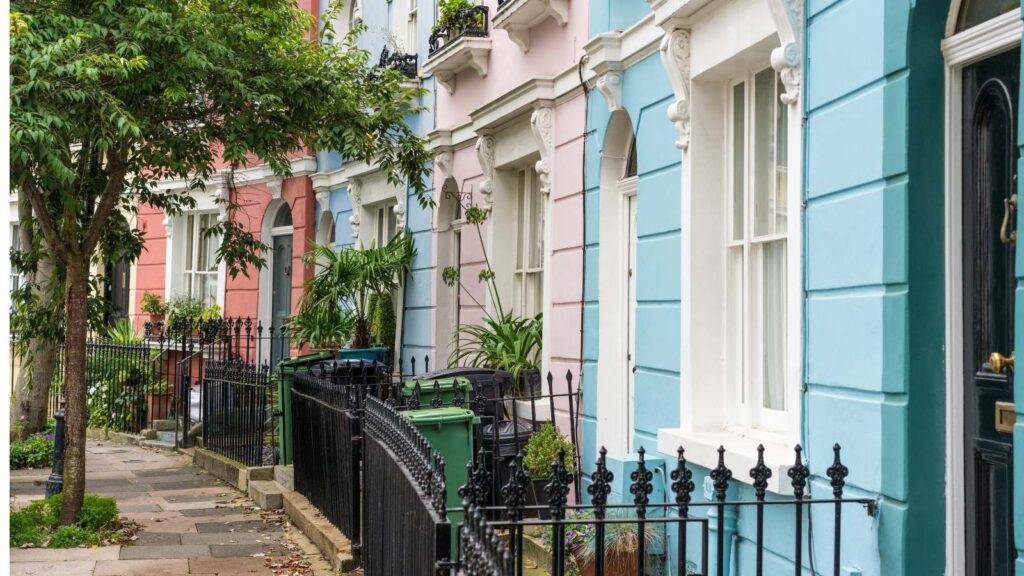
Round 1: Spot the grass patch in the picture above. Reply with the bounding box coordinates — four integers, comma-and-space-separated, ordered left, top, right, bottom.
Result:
10, 493, 136, 548
10, 434, 53, 469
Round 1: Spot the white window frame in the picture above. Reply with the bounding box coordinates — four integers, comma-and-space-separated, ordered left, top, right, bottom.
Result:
725, 68, 790, 434
371, 201, 398, 247
512, 168, 544, 319
180, 212, 221, 306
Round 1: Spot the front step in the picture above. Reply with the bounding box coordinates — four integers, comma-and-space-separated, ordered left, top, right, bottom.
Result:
151, 419, 177, 432
248, 479, 284, 510
274, 465, 294, 491
139, 430, 176, 452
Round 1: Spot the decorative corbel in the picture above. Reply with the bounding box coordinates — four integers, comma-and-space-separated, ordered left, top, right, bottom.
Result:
595, 70, 623, 113
436, 150, 454, 183
530, 106, 555, 195
659, 28, 691, 150
394, 190, 407, 231
436, 72, 457, 95
267, 179, 283, 200
347, 179, 362, 239
475, 135, 496, 208
768, 0, 803, 106
315, 190, 330, 213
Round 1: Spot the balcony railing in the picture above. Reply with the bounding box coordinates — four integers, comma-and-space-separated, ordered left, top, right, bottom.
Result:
428, 5, 490, 56
378, 47, 418, 80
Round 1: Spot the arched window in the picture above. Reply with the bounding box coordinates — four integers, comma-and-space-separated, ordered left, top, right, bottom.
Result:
273, 204, 293, 228
956, 0, 1017, 32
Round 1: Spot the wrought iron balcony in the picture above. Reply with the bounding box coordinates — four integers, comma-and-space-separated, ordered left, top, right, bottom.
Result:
428, 5, 490, 56
377, 47, 418, 80
422, 5, 492, 94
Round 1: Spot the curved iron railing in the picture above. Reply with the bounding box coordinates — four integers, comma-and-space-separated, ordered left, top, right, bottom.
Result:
378, 47, 418, 79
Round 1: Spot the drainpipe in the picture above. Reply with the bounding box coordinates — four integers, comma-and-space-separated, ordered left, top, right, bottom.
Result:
576, 53, 590, 472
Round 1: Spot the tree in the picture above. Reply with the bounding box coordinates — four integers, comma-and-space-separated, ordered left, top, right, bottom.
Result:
10, 0, 432, 524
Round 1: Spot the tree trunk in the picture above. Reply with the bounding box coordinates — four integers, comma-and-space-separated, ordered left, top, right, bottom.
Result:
11, 192, 57, 440
59, 258, 89, 524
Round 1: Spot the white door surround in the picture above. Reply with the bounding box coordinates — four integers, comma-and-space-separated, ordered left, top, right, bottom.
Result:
595, 109, 636, 458
941, 8, 1022, 575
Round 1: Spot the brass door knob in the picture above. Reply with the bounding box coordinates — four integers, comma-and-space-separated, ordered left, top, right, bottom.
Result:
990, 351, 1015, 374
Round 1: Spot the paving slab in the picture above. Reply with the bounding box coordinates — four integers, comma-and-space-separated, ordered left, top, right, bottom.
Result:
180, 506, 246, 517
132, 532, 183, 546
209, 543, 282, 558
12, 547, 122, 562
93, 558, 190, 576
188, 557, 270, 574
180, 532, 281, 546
11, 560, 96, 576
195, 520, 283, 534
118, 544, 210, 560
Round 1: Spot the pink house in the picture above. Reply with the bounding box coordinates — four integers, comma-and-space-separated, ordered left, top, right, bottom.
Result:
424, 0, 587, 429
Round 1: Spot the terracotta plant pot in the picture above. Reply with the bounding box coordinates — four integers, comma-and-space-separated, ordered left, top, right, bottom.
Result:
577, 549, 643, 576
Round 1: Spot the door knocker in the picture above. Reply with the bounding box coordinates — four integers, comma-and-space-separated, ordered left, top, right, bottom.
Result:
1000, 193, 1018, 245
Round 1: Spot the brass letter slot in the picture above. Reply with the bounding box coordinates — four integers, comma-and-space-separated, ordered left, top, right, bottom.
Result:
995, 401, 1016, 434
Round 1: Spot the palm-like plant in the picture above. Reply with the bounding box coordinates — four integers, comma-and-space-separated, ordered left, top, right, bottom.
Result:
294, 231, 415, 349
449, 312, 541, 385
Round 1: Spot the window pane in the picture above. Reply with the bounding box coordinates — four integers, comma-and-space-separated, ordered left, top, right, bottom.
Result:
753, 68, 776, 237
957, 0, 1017, 32
774, 75, 788, 235
727, 247, 744, 404
376, 207, 385, 247
184, 214, 196, 273
732, 83, 745, 242
386, 204, 397, 240
762, 240, 786, 411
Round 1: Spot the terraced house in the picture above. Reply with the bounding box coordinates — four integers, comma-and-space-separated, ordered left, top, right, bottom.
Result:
116, 0, 1024, 574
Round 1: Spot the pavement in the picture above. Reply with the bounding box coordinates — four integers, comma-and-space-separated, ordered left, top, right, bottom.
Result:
10, 441, 337, 576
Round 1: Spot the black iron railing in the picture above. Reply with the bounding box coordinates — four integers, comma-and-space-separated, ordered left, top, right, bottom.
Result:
202, 358, 273, 466
429, 5, 489, 56
84, 339, 176, 434
454, 443, 876, 576
379, 47, 418, 79
362, 396, 451, 576
291, 360, 391, 543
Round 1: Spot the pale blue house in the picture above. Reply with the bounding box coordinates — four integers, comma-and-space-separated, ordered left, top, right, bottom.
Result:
313, 0, 437, 371
583, 0, 1021, 574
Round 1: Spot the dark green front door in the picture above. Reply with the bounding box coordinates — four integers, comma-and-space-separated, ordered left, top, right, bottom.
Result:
962, 47, 1019, 576
271, 233, 293, 368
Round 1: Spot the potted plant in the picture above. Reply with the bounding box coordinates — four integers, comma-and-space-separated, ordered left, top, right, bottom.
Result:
140, 292, 166, 327
445, 204, 543, 399
432, 0, 485, 40
295, 231, 415, 363
523, 423, 577, 516
572, 510, 666, 576
164, 296, 221, 338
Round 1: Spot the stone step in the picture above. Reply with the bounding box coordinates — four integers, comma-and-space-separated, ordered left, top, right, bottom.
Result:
139, 438, 176, 452
156, 430, 176, 443
151, 419, 177, 432
248, 480, 284, 511
274, 465, 294, 491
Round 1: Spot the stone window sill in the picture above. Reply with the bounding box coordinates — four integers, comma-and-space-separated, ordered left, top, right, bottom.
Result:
656, 426, 796, 495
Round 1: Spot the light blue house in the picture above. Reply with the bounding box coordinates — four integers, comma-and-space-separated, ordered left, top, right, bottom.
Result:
312, 0, 438, 371
582, 0, 1021, 574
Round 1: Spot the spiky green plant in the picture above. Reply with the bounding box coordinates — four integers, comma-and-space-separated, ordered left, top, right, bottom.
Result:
295, 232, 414, 349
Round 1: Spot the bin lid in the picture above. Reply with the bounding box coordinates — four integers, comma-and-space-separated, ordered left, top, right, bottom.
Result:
402, 376, 472, 395
402, 407, 476, 425
278, 351, 336, 371
480, 419, 536, 442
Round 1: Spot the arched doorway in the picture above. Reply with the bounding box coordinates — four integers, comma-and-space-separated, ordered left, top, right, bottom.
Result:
261, 202, 294, 366
596, 109, 638, 456
945, 2, 1020, 572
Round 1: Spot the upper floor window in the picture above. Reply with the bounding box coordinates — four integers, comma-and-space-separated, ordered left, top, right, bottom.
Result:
181, 212, 220, 305
513, 168, 544, 318
727, 67, 789, 431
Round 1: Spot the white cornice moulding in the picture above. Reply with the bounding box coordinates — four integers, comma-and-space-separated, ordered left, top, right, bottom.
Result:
420, 36, 493, 95
470, 78, 556, 132
310, 160, 380, 192
941, 8, 1022, 67
154, 156, 315, 194
492, 0, 569, 52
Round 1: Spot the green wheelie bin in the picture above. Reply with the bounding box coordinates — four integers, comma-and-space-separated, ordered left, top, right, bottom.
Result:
402, 376, 472, 409
276, 351, 335, 464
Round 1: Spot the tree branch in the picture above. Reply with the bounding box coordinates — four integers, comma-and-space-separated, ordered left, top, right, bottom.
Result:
20, 180, 66, 265
82, 142, 129, 255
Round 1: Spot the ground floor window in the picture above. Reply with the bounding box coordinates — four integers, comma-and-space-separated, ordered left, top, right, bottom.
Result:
513, 168, 544, 318
181, 212, 220, 305
727, 67, 789, 431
